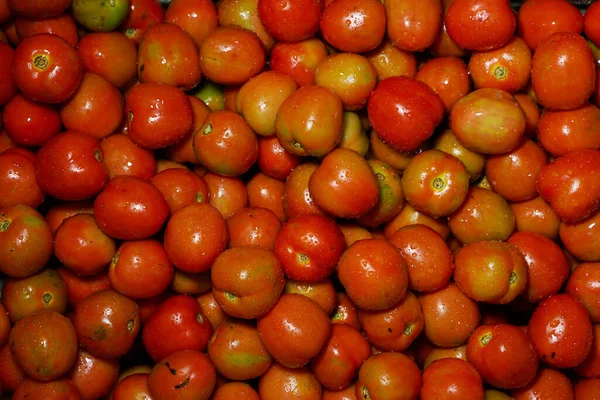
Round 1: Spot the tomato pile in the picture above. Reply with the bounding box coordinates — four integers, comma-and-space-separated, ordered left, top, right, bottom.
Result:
0, 0, 600, 398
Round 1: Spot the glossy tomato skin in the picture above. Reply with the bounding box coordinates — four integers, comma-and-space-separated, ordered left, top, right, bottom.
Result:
257, 135, 301, 180
0, 204, 53, 278
586, 1, 600, 46
0, 304, 8, 349
142, 295, 212, 362
386, 0, 442, 52
0, 148, 45, 209
9, 310, 78, 382
126, 82, 193, 149
257, 0, 323, 42
416, 56, 471, 112
565, 262, 600, 323
1, 268, 68, 323
217, 0, 274, 51
2, 93, 62, 146
77, 32, 138, 88
12, 378, 82, 400
101, 134, 157, 181
94, 176, 169, 240
67, 348, 119, 400
7, 0, 70, 18
212, 382, 260, 400
467, 324, 538, 389
270, 37, 329, 87
15, 13, 78, 47
356, 352, 422, 400
284, 279, 337, 314
445, 0, 516, 51
165, 0, 217, 49
560, 209, 600, 262
517, 0, 583, 50
528, 294, 593, 368
0, 41, 17, 105
138, 23, 202, 90
227, 207, 281, 250
259, 363, 322, 400
74, 290, 140, 359
531, 32, 596, 111
368, 76, 445, 151
274, 215, 345, 282
147, 350, 216, 400
367, 40, 418, 81
35, 131, 109, 201
420, 358, 484, 400
121, 0, 164, 43
12, 33, 82, 104
511, 196, 560, 240
151, 168, 209, 213
537, 149, 600, 222
56, 267, 112, 309
511, 368, 574, 400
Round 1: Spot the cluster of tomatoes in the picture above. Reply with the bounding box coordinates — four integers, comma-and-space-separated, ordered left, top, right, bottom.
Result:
0, 0, 600, 398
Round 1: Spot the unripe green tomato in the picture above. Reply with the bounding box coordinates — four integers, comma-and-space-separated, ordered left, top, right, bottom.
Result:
72, 0, 130, 32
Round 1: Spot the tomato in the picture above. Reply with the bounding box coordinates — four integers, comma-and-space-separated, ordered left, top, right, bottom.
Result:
0, 42, 16, 105
213, 382, 260, 400
2, 269, 68, 323
67, 349, 119, 400
199, 27, 265, 85
166, 0, 218, 48
11, 33, 82, 104
0, 343, 26, 393
7, 0, 70, 18
0, 304, 8, 349
74, 289, 140, 359
512, 368, 574, 400
258, 294, 331, 368
121, 0, 165, 43
126, 82, 193, 149
211, 246, 285, 319
418, 283, 481, 347
0, 148, 45, 208
421, 358, 484, 400
258, 136, 302, 180
560, 209, 600, 262
574, 378, 600, 399
433, 129, 485, 182
259, 363, 322, 400
537, 103, 600, 157
72, 0, 129, 31
94, 175, 169, 240
208, 319, 272, 380
575, 324, 600, 378
338, 111, 369, 157
226, 207, 281, 250
142, 295, 212, 362
151, 168, 209, 213
257, 0, 323, 42
217, 0, 274, 51
2, 93, 62, 146
320, 0, 385, 53
204, 172, 249, 218
337, 239, 408, 311
56, 267, 112, 309
236, 71, 297, 137
429, 0, 467, 57
46, 200, 96, 233
386, 0, 442, 52
247, 174, 284, 221
112, 373, 152, 400
0, 204, 53, 278
15, 13, 78, 47
356, 352, 421, 400
537, 149, 600, 222
315, 53, 377, 111
270, 37, 329, 87
445, 0, 516, 51
511, 196, 560, 240
423, 345, 467, 368
415, 56, 471, 112
12, 379, 82, 400
532, 32, 595, 111
359, 291, 424, 352
517, 0, 583, 50
467, 324, 538, 389
164, 202, 228, 273
147, 350, 216, 400
450, 88, 526, 154
385, 203, 451, 240
36, 131, 109, 201
366, 40, 417, 81
77, 32, 138, 88
586, 1, 600, 47
275, 86, 343, 157
10, 310, 78, 381
528, 294, 593, 368
101, 134, 157, 181
565, 263, 600, 323
284, 279, 337, 314
368, 76, 445, 151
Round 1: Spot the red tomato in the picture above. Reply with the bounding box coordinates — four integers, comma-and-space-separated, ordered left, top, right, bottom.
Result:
2, 93, 62, 146
257, 0, 324, 43
420, 358, 484, 400
15, 13, 78, 47
121, 0, 165, 44
0, 41, 17, 105
386, 0, 442, 52
517, 0, 583, 50
0, 148, 45, 209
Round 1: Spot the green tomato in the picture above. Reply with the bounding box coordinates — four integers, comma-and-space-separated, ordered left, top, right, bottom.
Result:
72, 0, 130, 32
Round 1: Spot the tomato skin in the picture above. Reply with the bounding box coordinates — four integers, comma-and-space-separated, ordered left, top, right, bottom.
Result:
537, 149, 600, 223
531, 32, 596, 111
356, 352, 422, 400
67, 349, 119, 400
512, 368, 574, 399
112, 373, 152, 400
74, 290, 140, 359
147, 349, 216, 400
269, 38, 329, 87
12, 33, 82, 104
126, 82, 194, 150
151, 168, 209, 213
386, 0, 442, 52
217, 0, 274, 52
0, 148, 45, 209
565, 263, 600, 323
2, 93, 62, 147
10, 310, 78, 382
56, 267, 112, 309
7, 0, 71, 18
0, 42, 17, 106
15, 13, 78, 47
517, 0, 583, 50
432, 128, 485, 182
0, 304, 8, 349
274, 215, 346, 282
227, 207, 281, 250
445, 0, 516, 51
368, 76, 445, 152
259, 363, 322, 400
93, 176, 170, 240
121, 0, 165, 44
420, 358, 484, 400
467, 324, 538, 389
586, 1, 600, 47
257, 0, 324, 43
257, 136, 301, 180
320, 0, 386, 53
142, 295, 213, 363
560, 210, 600, 262
166, 0, 218, 48
213, 382, 260, 400
12, 379, 82, 400
36, 131, 109, 201
511, 196, 560, 240
416, 56, 471, 112
101, 134, 157, 181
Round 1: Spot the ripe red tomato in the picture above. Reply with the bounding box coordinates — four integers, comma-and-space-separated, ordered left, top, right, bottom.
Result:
517, 0, 583, 50
0, 42, 17, 105
386, 0, 442, 52
257, 0, 323, 43
0, 148, 45, 209
420, 358, 484, 400
121, 0, 165, 43
356, 352, 422, 400
2, 93, 62, 147
15, 12, 78, 47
